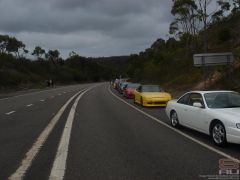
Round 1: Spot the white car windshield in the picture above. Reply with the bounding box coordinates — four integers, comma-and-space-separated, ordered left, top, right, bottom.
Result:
204, 92, 240, 108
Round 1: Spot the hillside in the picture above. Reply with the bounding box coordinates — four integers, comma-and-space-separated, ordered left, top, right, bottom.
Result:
126, 11, 240, 94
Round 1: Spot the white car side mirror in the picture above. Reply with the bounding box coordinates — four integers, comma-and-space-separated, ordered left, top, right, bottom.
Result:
193, 102, 203, 108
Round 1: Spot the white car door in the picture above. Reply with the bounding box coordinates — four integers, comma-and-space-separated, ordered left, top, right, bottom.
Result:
174, 93, 191, 126
185, 93, 209, 133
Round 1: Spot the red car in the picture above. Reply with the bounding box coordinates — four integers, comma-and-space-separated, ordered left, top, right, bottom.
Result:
123, 83, 141, 99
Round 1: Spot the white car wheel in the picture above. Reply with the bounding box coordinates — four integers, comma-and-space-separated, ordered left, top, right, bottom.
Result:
170, 111, 179, 127
211, 122, 227, 146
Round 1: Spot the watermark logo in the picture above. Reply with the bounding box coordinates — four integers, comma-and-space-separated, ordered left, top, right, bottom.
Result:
199, 158, 239, 179
219, 159, 239, 176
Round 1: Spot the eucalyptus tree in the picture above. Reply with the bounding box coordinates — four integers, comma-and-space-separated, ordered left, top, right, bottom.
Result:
6, 37, 26, 58
32, 46, 46, 60
196, 0, 230, 51
0, 35, 9, 54
170, 0, 230, 52
232, 0, 240, 13
46, 49, 60, 66
170, 0, 200, 52
170, 0, 199, 36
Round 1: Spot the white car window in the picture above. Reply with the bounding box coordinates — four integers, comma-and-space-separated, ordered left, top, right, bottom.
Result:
177, 93, 190, 105
205, 92, 240, 108
188, 93, 205, 107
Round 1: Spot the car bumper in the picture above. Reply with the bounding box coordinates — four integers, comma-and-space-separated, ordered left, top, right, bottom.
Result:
143, 100, 169, 107
226, 127, 240, 144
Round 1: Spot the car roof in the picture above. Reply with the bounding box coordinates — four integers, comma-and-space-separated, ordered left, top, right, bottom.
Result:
188, 90, 235, 94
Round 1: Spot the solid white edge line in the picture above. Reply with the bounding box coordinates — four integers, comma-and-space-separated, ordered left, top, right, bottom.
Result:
49, 86, 95, 180
5, 111, 16, 115
8, 88, 87, 180
108, 86, 240, 163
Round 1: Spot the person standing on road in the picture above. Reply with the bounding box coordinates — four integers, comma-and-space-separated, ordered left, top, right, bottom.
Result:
51, 79, 54, 87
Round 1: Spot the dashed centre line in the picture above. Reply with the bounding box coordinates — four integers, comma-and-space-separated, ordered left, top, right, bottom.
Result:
8, 88, 88, 180
40, 100, 45, 102
5, 111, 16, 115
26, 104, 33, 107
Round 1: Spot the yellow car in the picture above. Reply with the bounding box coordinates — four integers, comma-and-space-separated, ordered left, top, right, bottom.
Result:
134, 85, 172, 107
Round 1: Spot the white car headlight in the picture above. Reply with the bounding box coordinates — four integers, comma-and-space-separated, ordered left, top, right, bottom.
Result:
236, 123, 240, 129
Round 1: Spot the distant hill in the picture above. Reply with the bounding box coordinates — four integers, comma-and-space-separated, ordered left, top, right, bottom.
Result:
91, 56, 130, 78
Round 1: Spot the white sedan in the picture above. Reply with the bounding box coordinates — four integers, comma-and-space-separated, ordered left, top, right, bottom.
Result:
166, 91, 240, 146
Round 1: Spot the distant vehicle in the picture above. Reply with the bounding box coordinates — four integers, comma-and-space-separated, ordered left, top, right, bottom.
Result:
113, 79, 120, 89
123, 83, 141, 99
134, 85, 172, 107
166, 91, 240, 146
115, 79, 128, 90
110, 79, 115, 86
117, 81, 129, 94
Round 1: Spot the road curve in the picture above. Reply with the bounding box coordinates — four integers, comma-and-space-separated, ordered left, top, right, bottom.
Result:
0, 83, 239, 180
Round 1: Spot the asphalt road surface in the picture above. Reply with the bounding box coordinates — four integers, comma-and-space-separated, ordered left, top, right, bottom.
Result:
0, 83, 239, 180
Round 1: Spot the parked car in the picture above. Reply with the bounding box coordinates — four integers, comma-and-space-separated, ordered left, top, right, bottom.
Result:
115, 79, 126, 91
134, 85, 172, 107
123, 83, 141, 98
166, 91, 240, 146
113, 79, 120, 89
117, 81, 129, 94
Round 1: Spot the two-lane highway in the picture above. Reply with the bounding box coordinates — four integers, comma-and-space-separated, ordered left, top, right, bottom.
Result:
0, 83, 239, 179
0, 84, 95, 179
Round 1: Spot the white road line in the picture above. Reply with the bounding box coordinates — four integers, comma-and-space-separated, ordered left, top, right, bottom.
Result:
108, 86, 240, 163
49, 87, 94, 180
5, 111, 16, 115
0, 85, 85, 101
8, 88, 87, 180
2, 97, 9, 100
40, 100, 45, 102
26, 104, 33, 107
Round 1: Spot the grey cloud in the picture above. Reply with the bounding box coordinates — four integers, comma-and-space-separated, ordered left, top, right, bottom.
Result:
52, 0, 161, 15
0, 0, 173, 57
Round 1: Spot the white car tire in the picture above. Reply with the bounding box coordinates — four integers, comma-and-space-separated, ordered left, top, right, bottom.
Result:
211, 121, 227, 147
170, 111, 179, 128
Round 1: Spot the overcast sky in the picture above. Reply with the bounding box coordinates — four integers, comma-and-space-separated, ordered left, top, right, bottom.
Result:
0, 0, 173, 58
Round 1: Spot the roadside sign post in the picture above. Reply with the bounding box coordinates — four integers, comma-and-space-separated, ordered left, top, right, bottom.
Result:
193, 52, 234, 90
201, 56, 207, 89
